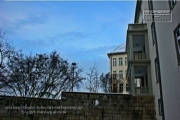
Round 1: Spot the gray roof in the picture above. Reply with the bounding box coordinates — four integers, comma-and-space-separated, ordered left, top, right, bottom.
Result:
108, 43, 126, 54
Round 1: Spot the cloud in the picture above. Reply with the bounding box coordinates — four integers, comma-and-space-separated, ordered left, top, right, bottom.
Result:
0, 2, 131, 53
14, 15, 47, 29
10, 30, 94, 54
0, 1, 136, 76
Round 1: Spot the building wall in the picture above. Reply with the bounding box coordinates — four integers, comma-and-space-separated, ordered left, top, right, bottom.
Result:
134, 0, 180, 120
136, 1, 162, 119
0, 93, 156, 120
152, 1, 180, 120
109, 53, 127, 78
108, 53, 129, 94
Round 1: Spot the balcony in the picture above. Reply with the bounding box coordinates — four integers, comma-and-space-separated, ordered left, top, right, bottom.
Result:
135, 87, 149, 95
127, 66, 152, 96
126, 23, 152, 96
128, 24, 147, 31
126, 23, 150, 61
133, 53, 147, 60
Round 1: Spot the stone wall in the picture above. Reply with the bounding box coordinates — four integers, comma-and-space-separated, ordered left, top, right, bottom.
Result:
0, 92, 156, 120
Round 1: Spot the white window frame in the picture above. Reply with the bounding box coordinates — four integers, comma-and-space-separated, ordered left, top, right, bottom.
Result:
119, 70, 123, 79
125, 57, 128, 66
113, 58, 117, 66
113, 71, 117, 80
119, 58, 123, 66
119, 84, 123, 93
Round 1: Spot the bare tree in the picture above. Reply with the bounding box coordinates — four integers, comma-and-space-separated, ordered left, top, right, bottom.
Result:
0, 50, 84, 98
109, 73, 127, 93
0, 30, 85, 98
84, 64, 100, 92
0, 30, 14, 93
99, 73, 111, 93
0, 30, 13, 68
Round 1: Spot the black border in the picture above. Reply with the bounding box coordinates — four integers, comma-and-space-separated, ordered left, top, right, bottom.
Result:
151, 22, 157, 46
173, 23, 180, 65
158, 99, 162, 116
154, 57, 160, 84
169, 0, 177, 10
148, 0, 154, 21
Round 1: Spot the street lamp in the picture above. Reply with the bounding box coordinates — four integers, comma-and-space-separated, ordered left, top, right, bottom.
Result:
72, 62, 76, 92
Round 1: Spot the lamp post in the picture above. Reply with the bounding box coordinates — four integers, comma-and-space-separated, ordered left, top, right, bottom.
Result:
72, 62, 76, 92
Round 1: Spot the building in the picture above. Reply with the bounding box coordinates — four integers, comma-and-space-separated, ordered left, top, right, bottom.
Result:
107, 43, 129, 94
126, 0, 180, 120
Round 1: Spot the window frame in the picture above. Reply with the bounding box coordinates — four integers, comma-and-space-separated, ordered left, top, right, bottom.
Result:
173, 23, 180, 65
119, 84, 123, 93
125, 57, 128, 66
119, 58, 123, 66
119, 70, 123, 79
126, 84, 129, 92
113, 71, 117, 80
113, 58, 117, 66
113, 84, 117, 93
158, 99, 162, 116
151, 22, 157, 46
155, 57, 160, 83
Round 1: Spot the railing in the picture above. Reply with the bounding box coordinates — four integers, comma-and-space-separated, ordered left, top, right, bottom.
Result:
133, 53, 147, 60
135, 87, 149, 95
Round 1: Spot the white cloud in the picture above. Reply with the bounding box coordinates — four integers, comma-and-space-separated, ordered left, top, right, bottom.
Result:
0, 1, 136, 74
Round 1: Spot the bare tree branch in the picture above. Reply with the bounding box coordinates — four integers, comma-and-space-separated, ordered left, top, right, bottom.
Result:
84, 64, 100, 93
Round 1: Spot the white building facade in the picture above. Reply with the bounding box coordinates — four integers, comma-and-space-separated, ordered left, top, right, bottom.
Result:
107, 43, 129, 94
126, 0, 180, 120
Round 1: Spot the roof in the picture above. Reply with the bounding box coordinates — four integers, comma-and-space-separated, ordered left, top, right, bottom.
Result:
107, 43, 126, 56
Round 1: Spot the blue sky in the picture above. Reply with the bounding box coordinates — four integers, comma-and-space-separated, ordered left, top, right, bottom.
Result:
0, 1, 136, 76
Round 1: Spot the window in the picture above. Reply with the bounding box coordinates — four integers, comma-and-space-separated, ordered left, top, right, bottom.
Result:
119, 58, 123, 66
151, 22, 157, 45
113, 71, 117, 80
174, 23, 180, 65
119, 84, 123, 93
125, 70, 127, 78
113, 84, 117, 93
126, 84, 129, 92
155, 58, 160, 83
119, 70, 123, 79
169, 0, 176, 10
158, 99, 162, 116
125, 57, 128, 66
113, 58, 117, 66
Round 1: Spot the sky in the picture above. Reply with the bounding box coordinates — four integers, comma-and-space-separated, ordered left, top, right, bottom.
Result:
0, 1, 136, 77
